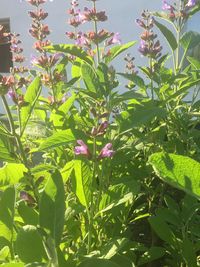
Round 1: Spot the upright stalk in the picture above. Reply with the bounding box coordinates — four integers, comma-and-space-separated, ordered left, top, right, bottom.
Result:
93, 1, 100, 65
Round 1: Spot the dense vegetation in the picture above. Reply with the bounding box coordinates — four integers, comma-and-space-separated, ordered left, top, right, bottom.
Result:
0, 0, 200, 266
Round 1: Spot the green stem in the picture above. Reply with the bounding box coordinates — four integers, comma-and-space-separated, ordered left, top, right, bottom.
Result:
1, 95, 39, 203
149, 58, 154, 100
87, 137, 97, 254
93, 1, 100, 65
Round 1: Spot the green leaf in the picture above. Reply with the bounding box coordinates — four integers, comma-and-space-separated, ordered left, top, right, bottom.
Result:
16, 225, 47, 264
111, 254, 135, 267
154, 20, 177, 51
117, 73, 146, 89
38, 129, 75, 151
187, 56, 200, 69
149, 152, 200, 199
105, 41, 136, 64
138, 247, 165, 266
61, 160, 74, 183
119, 102, 166, 131
73, 160, 92, 208
81, 63, 99, 93
0, 246, 9, 261
96, 192, 134, 217
180, 31, 200, 51
20, 77, 41, 135
100, 238, 129, 259
39, 170, 65, 246
0, 187, 15, 251
0, 163, 27, 187
50, 93, 76, 127
181, 237, 197, 267
78, 258, 120, 267
18, 202, 39, 226
0, 136, 15, 162
45, 44, 94, 65
148, 216, 176, 245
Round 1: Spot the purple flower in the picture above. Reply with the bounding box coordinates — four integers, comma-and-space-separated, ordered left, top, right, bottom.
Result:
74, 140, 91, 157
107, 32, 121, 46
186, 0, 196, 7
138, 40, 149, 56
99, 143, 114, 159
162, 0, 174, 11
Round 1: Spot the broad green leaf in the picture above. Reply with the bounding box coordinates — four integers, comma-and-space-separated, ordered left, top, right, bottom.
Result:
148, 216, 176, 245
0, 123, 12, 137
0, 246, 9, 261
138, 247, 166, 266
81, 63, 99, 93
180, 31, 200, 51
0, 187, 15, 251
78, 258, 120, 267
117, 73, 146, 89
0, 163, 27, 187
73, 160, 92, 208
20, 77, 41, 135
154, 20, 177, 51
119, 103, 166, 131
39, 170, 65, 246
187, 56, 200, 69
0, 136, 15, 162
16, 225, 47, 264
96, 192, 134, 217
111, 255, 135, 267
45, 44, 94, 65
105, 41, 136, 64
181, 237, 197, 267
61, 160, 74, 183
38, 129, 75, 151
18, 202, 38, 226
100, 238, 129, 259
149, 152, 200, 198
50, 93, 76, 127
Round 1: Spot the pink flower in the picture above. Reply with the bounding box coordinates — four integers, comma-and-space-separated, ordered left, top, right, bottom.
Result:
99, 143, 114, 159
107, 32, 121, 46
186, 0, 196, 7
74, 140, 91, 157
162, 1, 174, 11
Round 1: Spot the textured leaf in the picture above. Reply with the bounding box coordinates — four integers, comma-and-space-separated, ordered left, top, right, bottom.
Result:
16, 225, 47, 263
38, 129, 75, 151
154, 20, 177, 51
45, 44, 94, 65
117, 73, 146, 89
81, 63, 99, 93
18, 202, 38, 226
73, 160, 92, 208
0, 187, 15, 251
78, 258, 120, 267
39, 170, 65, 246
149, 152, 200, 198
20, 77, 41, 135
105, 41, 136, 64
180, 31, 200, 51
0, 164, 27, 187
50, 93, 76, 127
0, 136, 14, 162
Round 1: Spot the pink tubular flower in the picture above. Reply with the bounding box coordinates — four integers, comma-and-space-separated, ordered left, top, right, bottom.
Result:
162, 0, 174, 11
106, 32, 121, 46
98, 143, 114, 159
74, 140, 91, 157
186, 0, 196, 7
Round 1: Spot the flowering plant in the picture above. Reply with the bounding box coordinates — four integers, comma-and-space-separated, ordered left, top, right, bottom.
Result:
0, 0, 200, 266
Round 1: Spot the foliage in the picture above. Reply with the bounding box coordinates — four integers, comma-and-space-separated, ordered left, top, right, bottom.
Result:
0, 0, 200, 266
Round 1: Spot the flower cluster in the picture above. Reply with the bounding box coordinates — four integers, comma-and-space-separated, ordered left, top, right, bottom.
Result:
162, 0, 196, 21
74, 140, 114, 160
136, 11, 162, 59
66, 0, 121, 59
27, 0, 65, 106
